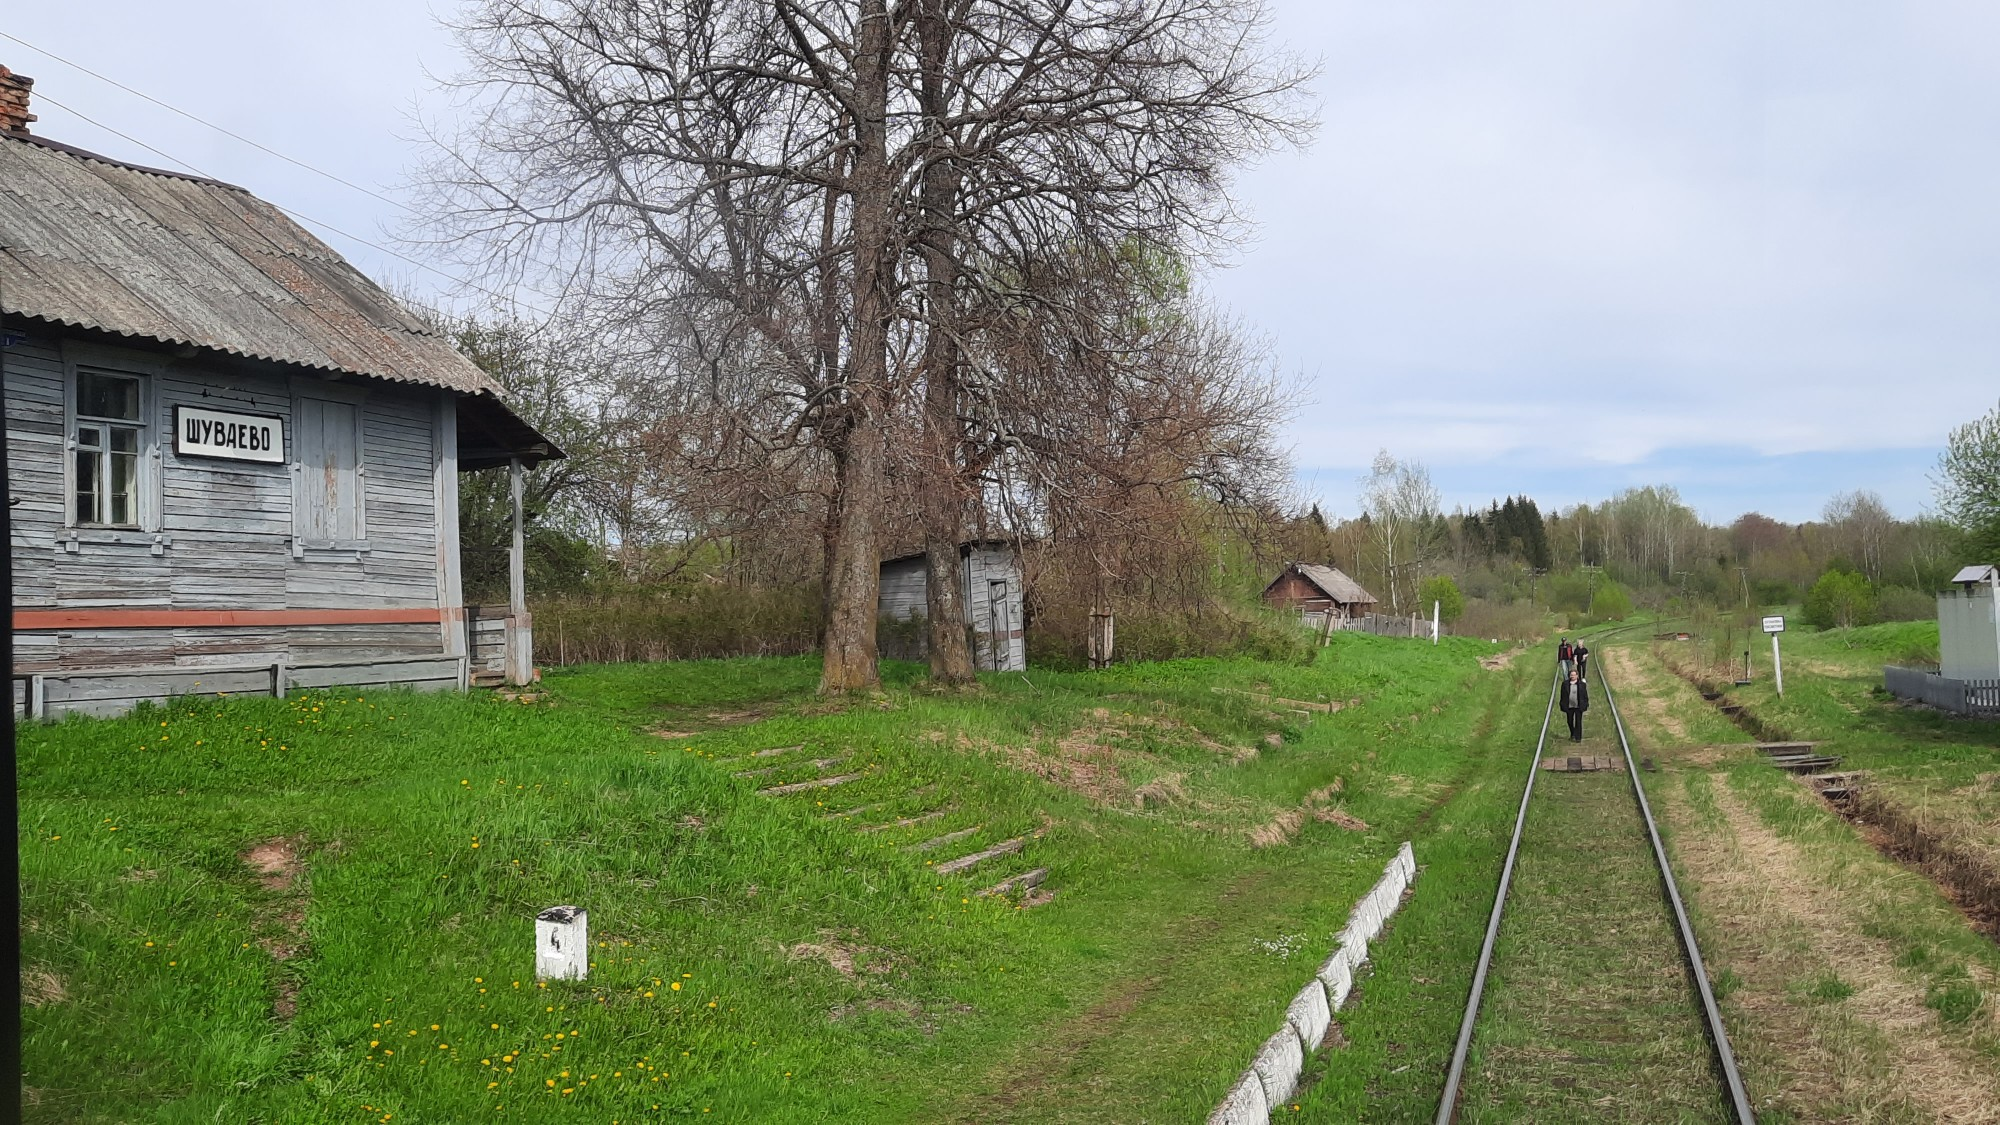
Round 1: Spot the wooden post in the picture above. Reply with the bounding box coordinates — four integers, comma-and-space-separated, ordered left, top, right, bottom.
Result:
505, 457, 530, 686
534, 905, 588, 981
434, 396, 467, 665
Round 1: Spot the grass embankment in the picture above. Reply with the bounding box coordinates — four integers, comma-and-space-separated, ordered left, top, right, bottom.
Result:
22, 632, 1513, 1123
1603, 635, 2000, 1123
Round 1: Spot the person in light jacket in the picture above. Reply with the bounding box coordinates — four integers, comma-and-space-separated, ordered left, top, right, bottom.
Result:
1560, 669, 1590, 742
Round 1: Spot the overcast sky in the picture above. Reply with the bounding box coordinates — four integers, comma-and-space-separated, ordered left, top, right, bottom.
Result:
8, 2, 1995, 524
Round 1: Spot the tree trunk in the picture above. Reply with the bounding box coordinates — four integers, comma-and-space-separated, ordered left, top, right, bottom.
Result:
819, 0, 893, 695
914, 0, 977, 687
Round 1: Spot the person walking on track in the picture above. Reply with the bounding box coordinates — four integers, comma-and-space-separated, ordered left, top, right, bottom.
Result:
1560, 668, 1590, 742
1558, 638, 1574, 681
1571, 641, 1590, 679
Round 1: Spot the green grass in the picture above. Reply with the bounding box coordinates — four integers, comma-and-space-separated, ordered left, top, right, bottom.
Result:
21, 632, 1516, 1123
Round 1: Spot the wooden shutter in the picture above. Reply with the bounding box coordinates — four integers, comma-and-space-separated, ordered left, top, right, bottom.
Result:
296, 398, 362, 544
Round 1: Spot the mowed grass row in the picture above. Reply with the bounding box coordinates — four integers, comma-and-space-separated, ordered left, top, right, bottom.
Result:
21, 632, 1514, 1123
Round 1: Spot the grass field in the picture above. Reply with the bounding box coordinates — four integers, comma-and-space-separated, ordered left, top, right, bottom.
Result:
21, 632, 1523, 1123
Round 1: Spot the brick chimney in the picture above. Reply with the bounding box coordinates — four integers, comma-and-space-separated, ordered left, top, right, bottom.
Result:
1, 65, 36, 135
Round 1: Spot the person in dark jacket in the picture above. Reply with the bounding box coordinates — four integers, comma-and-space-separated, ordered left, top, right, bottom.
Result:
1558, 638, 1574, 681
1571, 641, 1591, 679
1560, 669, 1589, 741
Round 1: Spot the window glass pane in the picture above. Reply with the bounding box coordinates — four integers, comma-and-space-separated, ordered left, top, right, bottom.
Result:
77, 424, 101, 449
78, 371, 141, 420
110, 425, 140, 454
109, 451, 138, 526
74, 447, 100, 523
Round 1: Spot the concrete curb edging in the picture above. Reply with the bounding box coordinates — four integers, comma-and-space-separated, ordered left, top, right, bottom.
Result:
1207, 842, 1419, 1124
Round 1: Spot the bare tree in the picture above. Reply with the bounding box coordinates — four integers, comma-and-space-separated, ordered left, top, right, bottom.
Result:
1822, 489, 1894, 582
421, 0, 1312, 691
1359, 451, 1444, 612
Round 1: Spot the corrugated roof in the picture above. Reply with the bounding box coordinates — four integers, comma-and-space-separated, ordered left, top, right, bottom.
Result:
1289, 563, 1377, 606
0, 131, 503, 400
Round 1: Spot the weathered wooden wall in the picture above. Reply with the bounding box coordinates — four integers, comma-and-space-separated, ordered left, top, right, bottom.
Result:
8, 327, 470, 717
875, 547, 1024, 672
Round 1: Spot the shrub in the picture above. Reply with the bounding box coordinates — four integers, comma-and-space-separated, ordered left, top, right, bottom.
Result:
1591, 581, 1633, 621
1804, 569, 1877, 630
1874, 586, 1935, 623
1752, 579, 1795, 607
1457, 597, 1545, 641
1417, 575, 1466, 623
533, 585, 821, 664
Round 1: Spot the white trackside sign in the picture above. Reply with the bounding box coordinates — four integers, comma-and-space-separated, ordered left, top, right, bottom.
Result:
173, 405, 285, 463
1762, 615, 1785, 634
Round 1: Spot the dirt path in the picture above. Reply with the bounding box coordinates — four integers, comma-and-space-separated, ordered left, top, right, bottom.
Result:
952, 867, 1277, 1123
1666, 778, 2000, 1123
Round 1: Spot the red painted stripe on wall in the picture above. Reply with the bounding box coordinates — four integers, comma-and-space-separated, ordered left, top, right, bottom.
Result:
14, 608, 446, 630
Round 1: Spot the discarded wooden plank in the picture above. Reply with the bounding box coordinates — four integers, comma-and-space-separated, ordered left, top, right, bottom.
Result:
908, 826, 980, 852
936, 837, 1025, 875
810, 756, 846, 770
732, 765, 781, 779
1808, 770, 1868, 783
823, 802, 883, 820
860, 808, 948, 834
1756, 742, 1817, 753
760, 773, 862, 796
754, 745, 805, 758
978, 867, 1050, 898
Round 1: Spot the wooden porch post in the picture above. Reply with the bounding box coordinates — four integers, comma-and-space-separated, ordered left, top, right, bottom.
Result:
505, 456, 532, 685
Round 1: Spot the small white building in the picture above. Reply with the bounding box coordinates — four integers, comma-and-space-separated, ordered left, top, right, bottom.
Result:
1939, 564, 2000, 681
877, 541, 1025, 672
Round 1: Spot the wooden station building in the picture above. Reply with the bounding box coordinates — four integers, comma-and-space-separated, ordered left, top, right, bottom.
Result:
1, 73, 559, 717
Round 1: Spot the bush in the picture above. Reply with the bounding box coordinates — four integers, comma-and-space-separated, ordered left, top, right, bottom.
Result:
1457, 597, 1546, 641
1417, 575, 1466, 623
1752, 579, 1795, 607
1027, 602, 1315, 669
1804, 569, 1877, 630
1544, 573, 1592, 613
1591, 582, 1633, 621
1874, 586, 1936, 623
533, 585, 821, 664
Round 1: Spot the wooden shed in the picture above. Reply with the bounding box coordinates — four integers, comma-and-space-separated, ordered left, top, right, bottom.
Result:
877, 541, 1026, 672
1, 96, 558, 717
1261, 562, 1378, 632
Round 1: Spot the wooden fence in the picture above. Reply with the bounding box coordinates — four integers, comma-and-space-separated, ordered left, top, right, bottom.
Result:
1883, 665, 2000, 718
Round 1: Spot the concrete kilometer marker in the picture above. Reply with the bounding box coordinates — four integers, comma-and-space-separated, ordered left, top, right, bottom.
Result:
535, 906, 588, 981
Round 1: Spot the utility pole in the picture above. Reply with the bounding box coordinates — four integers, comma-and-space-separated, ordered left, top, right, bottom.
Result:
1674, 570, 1690, 611
1736, 565, 1749, 610
1527, 565, 1547, 606
1580, 564, 1602, 613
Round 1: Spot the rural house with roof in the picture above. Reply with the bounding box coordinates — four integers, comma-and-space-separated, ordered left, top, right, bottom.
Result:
1, 68, 559, 717
1261, 562, 1379, 635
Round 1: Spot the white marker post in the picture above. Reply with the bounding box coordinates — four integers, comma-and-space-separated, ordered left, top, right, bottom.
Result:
535, 905, 589, 981
1762, 615, 1786, 697
1432, 600, 1441, 645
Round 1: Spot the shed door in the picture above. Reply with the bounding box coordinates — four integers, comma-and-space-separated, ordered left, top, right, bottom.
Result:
297, 398, 362, 543
988, 580, 1009, 670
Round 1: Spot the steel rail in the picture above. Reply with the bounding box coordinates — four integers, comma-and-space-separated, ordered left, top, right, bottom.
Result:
1600, 663, 1757, 1123
1434, 652, 1756, 1124
1433, 670, 1560, 1122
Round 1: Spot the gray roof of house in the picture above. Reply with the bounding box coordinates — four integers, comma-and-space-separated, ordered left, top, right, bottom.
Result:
1951, 564, 1997, 584
0, 131, 556, 463
1289, 563, 1377, 606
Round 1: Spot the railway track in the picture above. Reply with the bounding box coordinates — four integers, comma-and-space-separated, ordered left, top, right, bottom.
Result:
1434, 653, 1755, 1124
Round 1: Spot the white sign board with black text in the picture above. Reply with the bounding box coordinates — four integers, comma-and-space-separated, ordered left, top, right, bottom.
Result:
174, 405, 285, 463
1761, 615, 1785, 634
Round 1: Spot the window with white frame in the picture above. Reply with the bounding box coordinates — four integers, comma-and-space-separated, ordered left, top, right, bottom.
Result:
72, 368, 146, 527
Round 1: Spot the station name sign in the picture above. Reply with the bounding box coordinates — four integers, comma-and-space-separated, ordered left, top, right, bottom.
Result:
1762, 615, 1785, 634
174, 405, 285, 463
